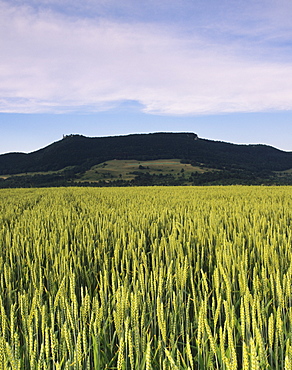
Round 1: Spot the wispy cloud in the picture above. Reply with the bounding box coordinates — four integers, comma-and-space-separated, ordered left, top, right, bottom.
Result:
1, 0, 292, 115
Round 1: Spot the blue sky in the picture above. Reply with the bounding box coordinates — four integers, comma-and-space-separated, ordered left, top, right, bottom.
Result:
0, 0, 292, 154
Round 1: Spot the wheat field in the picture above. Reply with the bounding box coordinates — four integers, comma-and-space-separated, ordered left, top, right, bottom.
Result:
0, 186, 291, 369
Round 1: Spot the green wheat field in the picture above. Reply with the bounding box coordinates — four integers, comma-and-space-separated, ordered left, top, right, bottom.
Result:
0, 186, 292, 369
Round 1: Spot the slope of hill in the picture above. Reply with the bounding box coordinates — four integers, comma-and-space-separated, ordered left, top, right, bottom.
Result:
0, 132, 291, 187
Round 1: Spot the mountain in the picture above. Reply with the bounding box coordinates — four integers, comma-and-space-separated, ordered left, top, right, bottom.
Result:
0, 132, 291, 186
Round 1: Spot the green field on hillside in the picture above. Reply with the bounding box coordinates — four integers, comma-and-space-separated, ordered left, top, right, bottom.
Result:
77, 159, 214, 182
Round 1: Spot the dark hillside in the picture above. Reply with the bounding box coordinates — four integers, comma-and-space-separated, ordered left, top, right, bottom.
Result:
189, 139, 292, 171
0, 132, 291, 176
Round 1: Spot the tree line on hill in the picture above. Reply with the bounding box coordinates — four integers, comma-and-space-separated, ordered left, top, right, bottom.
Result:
0, 166, 291, 188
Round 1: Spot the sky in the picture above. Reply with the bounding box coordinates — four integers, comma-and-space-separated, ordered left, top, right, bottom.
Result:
0, 0, 292, 154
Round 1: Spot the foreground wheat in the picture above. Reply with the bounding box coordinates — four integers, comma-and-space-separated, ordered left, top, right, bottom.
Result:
0, 186, 291, 369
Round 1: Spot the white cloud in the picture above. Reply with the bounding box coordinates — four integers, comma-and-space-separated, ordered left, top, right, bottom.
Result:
1, 1, 292, 115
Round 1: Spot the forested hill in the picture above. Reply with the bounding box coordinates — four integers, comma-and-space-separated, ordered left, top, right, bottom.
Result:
0, 132, 291, 176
